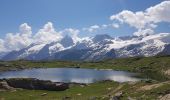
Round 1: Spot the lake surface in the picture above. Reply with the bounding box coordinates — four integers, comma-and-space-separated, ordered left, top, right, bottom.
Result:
0, 68, 140, 83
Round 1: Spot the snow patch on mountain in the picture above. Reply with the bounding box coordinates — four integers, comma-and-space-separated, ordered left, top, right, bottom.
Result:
1, 33, 170, 61
49, 43, 65, 55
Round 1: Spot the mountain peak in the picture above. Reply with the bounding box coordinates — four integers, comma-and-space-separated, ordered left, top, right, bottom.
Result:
93, 34, 113, 43
1, 33, 170, 61
60, 35, 74, 48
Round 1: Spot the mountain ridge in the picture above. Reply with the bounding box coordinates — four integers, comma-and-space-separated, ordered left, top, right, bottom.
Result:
2, 33, 170, 61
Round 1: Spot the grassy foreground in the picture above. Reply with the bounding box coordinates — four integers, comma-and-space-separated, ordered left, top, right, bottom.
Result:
0, 81, 170, 100
0, 81, 119, 100
0, 56, 170, 99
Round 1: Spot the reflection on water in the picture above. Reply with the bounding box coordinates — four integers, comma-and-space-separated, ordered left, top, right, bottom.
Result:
0, 68, 140, 83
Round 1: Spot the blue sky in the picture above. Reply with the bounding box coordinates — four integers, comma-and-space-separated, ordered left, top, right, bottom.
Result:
0, 0, 169, 38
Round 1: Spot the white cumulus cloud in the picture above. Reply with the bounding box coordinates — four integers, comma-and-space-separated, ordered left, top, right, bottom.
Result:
0, 22, 65, 52
83, 25, 100, 32
62, 28, 80, 43
84, 23, 120, 33
110, 1, 170, 36
34, 22, 62, 43
146, 1, 170, 23
4, 23, 33, 51
133, 28, 154, 37
0, 39, 6, 52
112, 23, 120, 28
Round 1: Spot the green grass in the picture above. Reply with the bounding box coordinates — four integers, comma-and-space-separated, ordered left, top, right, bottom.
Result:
120, 81, 170, 100
0, 81, 119, 100
1, 81, 169, 100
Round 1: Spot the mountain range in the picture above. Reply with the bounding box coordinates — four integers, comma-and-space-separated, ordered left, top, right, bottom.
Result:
1, 33, 170, 61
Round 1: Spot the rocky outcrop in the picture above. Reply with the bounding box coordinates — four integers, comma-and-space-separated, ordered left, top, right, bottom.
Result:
5, 78, 69, 91
0, 80, 14, 91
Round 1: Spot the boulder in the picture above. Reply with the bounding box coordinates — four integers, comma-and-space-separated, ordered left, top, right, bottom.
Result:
0, 80, 14, 91
5, 78, 69, 91
110, 92, 123, 100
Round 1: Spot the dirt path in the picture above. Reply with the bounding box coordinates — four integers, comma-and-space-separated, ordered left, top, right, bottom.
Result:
138, 81, 170, 91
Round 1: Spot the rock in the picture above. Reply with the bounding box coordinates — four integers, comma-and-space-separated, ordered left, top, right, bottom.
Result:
62, 96, 72, 100
4, 65, 10, 67
128, 82, 137, 85
164, 69, 170, 76
0, 98, 5, 100
75, 66, 80, 68
0, 80, 14, 91
160, 94, 170, 100
144, 79, 153, 83
110, 92, 123, 100
80, 84, 85, 87
107, 87, 112, 90
89, 96, 97, 100
77, 93, 82, 96
40, 93, 47, 96
5, 78, 69, 91
128, 97, 136, 100
114, 91, 123, 97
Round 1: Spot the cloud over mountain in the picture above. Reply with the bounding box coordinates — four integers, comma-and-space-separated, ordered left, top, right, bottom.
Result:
0, 22, 79, 52
0, 1, 170, 54
33, 22, 62, 44
3, 23, 33, 51
83, 25, 100, 33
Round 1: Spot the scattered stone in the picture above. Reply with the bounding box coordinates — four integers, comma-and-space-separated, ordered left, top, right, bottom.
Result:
128, 82, 137, 85
40, 93, 47, 96
80, 84, 85, 87
164, 69, 170, 76
77, 93, 82, 96
128, 97, 136, 100
114, 91, 123, 97
110, 91, 123, 100
107, 87, 112, 90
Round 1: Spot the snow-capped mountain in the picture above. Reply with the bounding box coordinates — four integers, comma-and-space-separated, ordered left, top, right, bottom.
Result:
2, 33, 170, 61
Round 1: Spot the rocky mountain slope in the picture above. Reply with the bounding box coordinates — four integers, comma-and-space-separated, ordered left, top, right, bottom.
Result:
2, 33, 170, 61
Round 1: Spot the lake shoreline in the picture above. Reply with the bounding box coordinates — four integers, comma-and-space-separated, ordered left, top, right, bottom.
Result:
0, 67, 140, 84
0, 56, 170, 99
